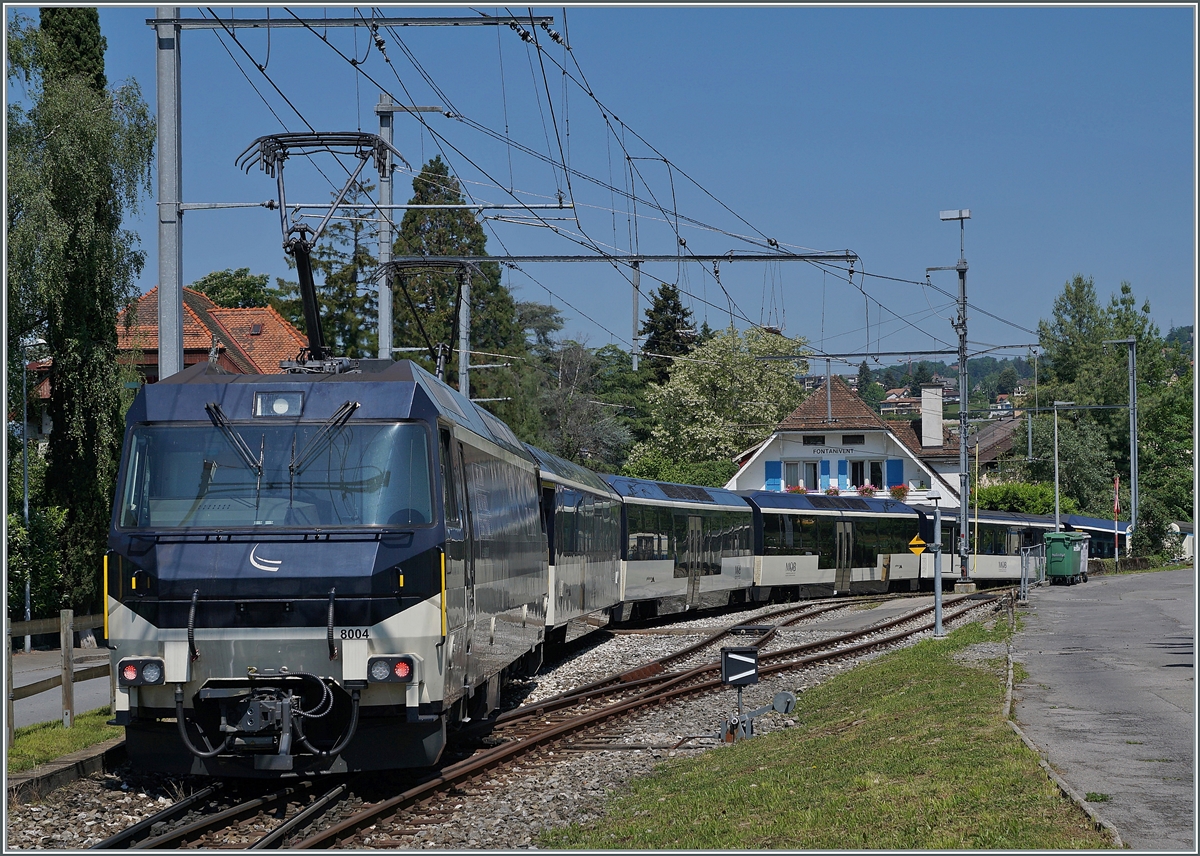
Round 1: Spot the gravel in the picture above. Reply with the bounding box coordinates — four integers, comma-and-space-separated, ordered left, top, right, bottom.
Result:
5, 599, 1000, 850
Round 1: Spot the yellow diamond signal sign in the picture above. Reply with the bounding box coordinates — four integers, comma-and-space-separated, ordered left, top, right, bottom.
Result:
909, 535, 926, 556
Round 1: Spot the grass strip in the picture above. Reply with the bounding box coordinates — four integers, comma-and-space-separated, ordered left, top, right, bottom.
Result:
542, 619, 1113, 850
7, 707, 122, 775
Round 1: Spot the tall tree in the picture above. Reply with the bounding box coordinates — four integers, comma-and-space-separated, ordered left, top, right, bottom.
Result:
189, 267, 273, 309
627, 327, 809, 472
538, 341, 633, 470
996, 365, 1020, 396
912, 361, 934, 386
639, 282, 697, 384
391, 157, 532, 431
7, 11, 154, 611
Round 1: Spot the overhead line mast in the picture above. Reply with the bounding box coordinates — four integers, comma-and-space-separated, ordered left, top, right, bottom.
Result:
149, 10, 555, 379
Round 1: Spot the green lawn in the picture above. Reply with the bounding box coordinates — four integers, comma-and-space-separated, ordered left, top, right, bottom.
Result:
542, 620, 1113, 850
7, 706, 122, 775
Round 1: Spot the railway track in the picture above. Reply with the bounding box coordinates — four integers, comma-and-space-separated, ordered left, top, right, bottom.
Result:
289, 591, 1005, 848
88, 591, 1005, 849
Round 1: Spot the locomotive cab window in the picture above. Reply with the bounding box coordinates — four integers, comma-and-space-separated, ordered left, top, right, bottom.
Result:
118, 420, 433, 529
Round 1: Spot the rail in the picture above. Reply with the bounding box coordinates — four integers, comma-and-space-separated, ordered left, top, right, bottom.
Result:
6, 610, 110, 746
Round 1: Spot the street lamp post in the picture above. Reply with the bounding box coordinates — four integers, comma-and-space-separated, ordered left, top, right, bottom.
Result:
1053, 401, 1074, 532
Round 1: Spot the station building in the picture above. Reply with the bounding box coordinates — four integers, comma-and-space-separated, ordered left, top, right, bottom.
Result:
724, 376, 1014, 509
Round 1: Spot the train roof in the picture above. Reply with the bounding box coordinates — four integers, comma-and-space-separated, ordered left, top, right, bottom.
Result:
1064, 514, 1132, 533
130, 359, 530, 460
602, 474, 751, 510
525, 445, 619, 497
937, 507, 1056, 528
739, 490, 919, 516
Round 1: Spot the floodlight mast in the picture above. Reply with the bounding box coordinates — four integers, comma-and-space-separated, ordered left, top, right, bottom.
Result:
938, 208, 971, 583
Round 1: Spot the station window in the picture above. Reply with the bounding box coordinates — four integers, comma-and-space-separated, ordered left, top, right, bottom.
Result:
842, 434, 865, 445
803, 435, 825, 445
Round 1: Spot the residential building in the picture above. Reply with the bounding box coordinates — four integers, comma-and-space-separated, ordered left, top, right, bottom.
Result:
117, 286, 307, 380
726, 377, 959, 505
726, 379, 1022, 507
24, 287, 307, 439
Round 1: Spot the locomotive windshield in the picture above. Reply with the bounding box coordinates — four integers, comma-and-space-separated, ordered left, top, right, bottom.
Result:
118, 421, 433, 529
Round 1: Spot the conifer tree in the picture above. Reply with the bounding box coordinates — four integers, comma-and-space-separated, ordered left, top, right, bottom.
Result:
391, 157, 533, 434
639, 283, 697, 384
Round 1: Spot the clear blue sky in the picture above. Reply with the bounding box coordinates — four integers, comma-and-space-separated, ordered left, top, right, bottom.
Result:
10, 5, 1195, 370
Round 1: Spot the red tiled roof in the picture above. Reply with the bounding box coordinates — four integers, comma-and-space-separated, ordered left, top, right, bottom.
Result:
889, 413, 1019, 464
890, 418, 958, 460
208, 305, 307, 373
117, 287, 306, 376
777, 375, 890, 431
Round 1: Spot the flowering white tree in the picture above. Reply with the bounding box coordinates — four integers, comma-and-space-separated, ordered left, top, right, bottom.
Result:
627, 326, 809, 469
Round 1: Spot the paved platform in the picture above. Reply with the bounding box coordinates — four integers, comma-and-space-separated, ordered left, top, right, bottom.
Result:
9, 647, 113, 730
1012, 567, 1195, 852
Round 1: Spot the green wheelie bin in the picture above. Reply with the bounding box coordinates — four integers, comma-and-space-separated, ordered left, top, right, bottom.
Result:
1045, 531, 1088, 585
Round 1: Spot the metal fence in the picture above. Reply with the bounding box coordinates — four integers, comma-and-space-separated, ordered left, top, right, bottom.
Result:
1018, 544, 1046, 602
5, 610, 110, 746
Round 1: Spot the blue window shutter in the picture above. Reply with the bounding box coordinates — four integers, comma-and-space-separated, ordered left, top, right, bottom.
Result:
765, 460, 782, 492
886, 459, 904, 488
819, 459, 830, 489
837, 459, 848, 489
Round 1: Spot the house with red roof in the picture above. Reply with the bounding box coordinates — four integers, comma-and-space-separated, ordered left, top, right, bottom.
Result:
117, 286, 307, 380
724, 377, 1020, 507
24, 288, 308, 440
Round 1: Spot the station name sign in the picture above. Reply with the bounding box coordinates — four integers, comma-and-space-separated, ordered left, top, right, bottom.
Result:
800, 446, 856, 456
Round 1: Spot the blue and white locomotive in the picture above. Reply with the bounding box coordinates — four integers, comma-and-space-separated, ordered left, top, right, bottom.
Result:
107, 359, 553, 775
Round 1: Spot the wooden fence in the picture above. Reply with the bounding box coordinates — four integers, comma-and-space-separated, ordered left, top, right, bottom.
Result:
6, 610, 110, 747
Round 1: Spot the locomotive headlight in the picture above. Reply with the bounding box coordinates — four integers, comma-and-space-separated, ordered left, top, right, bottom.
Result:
118, 657, 166, 687
367, 656, 416, 683
254, 391, 304, 417
141, 661, 163, 684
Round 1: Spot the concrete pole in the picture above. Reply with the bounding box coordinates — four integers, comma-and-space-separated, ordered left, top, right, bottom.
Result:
458, 268, 470, 399
375, 95, 394, 360
631, 261, 640, 372
156, 8, 184, 379
956, 255, 970, 581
